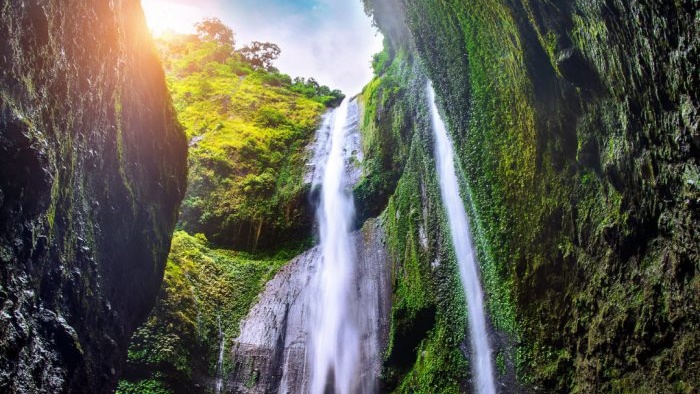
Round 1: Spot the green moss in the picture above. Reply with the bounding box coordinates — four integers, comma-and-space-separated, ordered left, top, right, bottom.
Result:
496, 351, 506, 376
365, 0, 699, 391
116, 376, 171, 394
381, 144, 472, 392
113, 89, 137, 211
121, 231, 290, 391
355, 42, 482, 391
396, 322, 467, 394
354, 48, 420, 221
156, 31, 341, 251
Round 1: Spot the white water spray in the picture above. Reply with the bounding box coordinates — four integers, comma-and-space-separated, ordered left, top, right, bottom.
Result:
428, 82, 496, 394
310, 99, 361, 394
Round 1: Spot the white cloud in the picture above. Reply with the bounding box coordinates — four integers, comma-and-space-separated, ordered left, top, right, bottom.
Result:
222, 0, 383, 95
141, 0, 383, 95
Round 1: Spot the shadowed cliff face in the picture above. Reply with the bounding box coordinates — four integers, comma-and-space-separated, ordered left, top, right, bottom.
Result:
363, 0, 698, 391
0, 1, 187, 393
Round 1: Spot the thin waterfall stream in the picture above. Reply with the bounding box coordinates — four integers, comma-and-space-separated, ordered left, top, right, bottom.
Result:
428, 81, 496, 394
215, 315, 225, 394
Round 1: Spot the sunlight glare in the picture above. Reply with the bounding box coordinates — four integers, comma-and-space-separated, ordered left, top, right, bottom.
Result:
141, 0, 205, 36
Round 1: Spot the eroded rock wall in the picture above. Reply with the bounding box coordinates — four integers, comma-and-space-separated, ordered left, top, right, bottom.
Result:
0, 1, 187, 392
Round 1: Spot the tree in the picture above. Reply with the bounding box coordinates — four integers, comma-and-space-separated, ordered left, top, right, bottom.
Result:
306, 77, 319, 89
195, 18, 235, 48
239, 41, 281, 71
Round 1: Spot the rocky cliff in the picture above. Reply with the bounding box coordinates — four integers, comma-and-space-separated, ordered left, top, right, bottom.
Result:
228, 218, 391, 393
0, 1, 187, 392
226, 97, 391, 393
362, 0, 698, 391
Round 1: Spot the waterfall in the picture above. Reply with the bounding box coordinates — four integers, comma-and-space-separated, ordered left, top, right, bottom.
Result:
231, 97, 387, 394
215, 315, 225, 394
310, 99, 361, 394
427, 81, 496, 394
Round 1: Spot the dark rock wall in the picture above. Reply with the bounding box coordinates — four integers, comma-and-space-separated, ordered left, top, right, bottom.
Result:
0, 1, 187, 393
363, 0, 698, 391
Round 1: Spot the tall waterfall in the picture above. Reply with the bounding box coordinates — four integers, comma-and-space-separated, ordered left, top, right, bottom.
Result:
310, 99, 361, 394
427, 82, 496, 394
231, 98, 387, 394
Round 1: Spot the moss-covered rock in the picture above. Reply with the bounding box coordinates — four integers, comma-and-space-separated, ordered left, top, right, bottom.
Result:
356, 39, 482, 393
119, 27, 344, 391
118, 231, 292, 393
363, 0, 699, 391
155, 32, 342, 252
0, 1, 187, 392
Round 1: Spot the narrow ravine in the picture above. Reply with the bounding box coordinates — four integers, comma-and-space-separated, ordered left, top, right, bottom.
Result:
428, 82, 496, 394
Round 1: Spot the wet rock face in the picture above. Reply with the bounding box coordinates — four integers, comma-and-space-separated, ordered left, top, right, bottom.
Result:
364, 0, 699, 391
227, 219, 391, 393
0, 1, 187, 393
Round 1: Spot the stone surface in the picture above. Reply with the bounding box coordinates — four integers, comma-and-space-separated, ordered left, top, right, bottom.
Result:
0, 1, 187, 392
227, 218, 391, 393
305, 98, 364, 187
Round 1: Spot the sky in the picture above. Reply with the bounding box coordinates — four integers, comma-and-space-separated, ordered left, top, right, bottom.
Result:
140, 0, 384, 95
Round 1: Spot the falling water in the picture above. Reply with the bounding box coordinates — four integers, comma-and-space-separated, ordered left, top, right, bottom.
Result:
427, 82, 496, 394
310, 99, 361, 394
305, 111, 333, 185
215, 315, 225, 394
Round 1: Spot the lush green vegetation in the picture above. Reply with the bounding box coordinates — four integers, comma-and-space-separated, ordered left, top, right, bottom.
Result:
118, 231, 295, 393
0, 2, 188, 392
120, 19, 343, 392
157, 20, 343, 251
118, 2, 698, 392
356, 43, 477, 392
364, 0, 699, 392
354, 41, 412, 222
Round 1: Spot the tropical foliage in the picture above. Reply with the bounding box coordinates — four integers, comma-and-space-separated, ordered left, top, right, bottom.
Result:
154, 20, 343, 250
118, 231, 292, 393
120, 19, 343, 391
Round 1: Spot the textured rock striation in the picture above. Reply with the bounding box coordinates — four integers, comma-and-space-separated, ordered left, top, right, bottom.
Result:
0, 1, 187, 393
